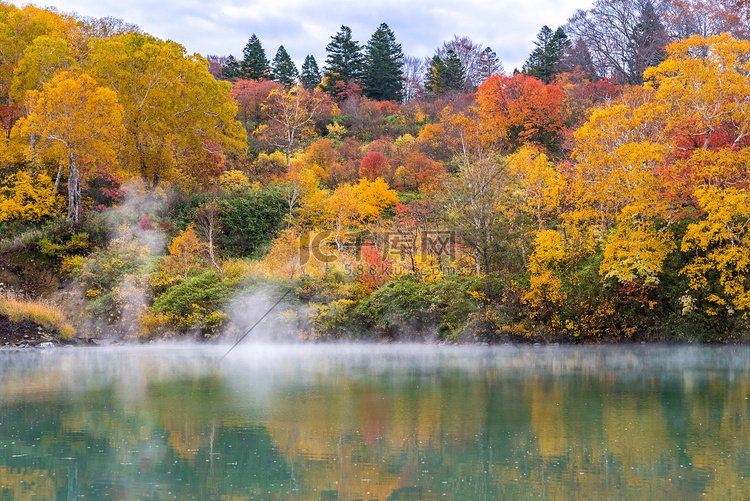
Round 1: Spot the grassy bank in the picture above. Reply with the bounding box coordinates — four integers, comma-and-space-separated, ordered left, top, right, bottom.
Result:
0, 296, 75, 340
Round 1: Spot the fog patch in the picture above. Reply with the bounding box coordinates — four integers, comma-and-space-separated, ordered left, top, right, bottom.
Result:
222, 288, 307, 344
77, 179, 173, 339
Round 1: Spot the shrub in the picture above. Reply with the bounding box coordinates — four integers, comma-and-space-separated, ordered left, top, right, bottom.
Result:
149, 270, 234, 333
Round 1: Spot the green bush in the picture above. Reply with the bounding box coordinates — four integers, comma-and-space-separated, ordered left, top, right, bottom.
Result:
150, 270, 234, 332
167, 185, 287, 258
217, 185, 287, 257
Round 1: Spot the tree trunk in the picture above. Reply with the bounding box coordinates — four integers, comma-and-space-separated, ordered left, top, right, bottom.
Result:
67, 152, 81, 225
54, 159, 64, 191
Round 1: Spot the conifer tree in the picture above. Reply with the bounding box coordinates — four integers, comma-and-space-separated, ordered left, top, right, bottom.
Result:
300, 55, 321, 90
321, 25, 364, 99
425, 55, 447, 95
362, 23, 404, 102
425, 50, 466, 97
271, 45, 299, 87
241, 34, 270, 80
443, 49, 466, 90
523, 26, 569, 84
476, 47, 501, 85
221, 55, 241, 79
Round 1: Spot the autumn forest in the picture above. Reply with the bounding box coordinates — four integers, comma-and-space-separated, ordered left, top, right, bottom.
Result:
1, 0, 750, 343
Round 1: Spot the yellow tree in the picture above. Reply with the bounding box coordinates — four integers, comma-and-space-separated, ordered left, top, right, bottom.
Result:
87, 33, 246, 187
0, 4, 80, 137
644, 34, 750, 314
258, 85, 329, 168
163, 226, 206, 281
507, 146, 564, 232
0, 171, 59, 222
565, 34, 750, 306
14, 71, 124, 224
566, 88, 675, 286
9, 35, 75, 104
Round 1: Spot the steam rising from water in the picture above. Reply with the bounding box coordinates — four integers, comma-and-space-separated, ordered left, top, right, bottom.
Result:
3, 344, 750, 400
79, 180, 171, 337
224, 289, 309, 343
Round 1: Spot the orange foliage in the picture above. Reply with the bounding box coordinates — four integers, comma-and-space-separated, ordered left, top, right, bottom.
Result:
394, 151, 446, 190
477, 73, 566, 152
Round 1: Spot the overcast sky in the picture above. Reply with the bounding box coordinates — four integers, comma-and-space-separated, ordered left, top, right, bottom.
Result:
13, 0, 594, 72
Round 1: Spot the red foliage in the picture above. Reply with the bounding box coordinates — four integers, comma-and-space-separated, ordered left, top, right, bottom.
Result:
139, 214, 154, 230
230, 79, 281, 130
396, 151, 446, 189
356, 241, 392, 292
359, 151, 388, 180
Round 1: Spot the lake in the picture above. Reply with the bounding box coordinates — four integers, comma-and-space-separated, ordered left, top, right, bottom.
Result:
0, 344, 749, 499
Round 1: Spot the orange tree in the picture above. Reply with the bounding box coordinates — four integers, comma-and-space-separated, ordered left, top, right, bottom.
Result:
14, 71, 124, 224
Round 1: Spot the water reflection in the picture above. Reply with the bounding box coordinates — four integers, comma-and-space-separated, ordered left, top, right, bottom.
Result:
0, 345, 749, 499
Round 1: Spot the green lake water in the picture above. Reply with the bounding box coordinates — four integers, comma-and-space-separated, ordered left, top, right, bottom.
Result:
0, 344, 749, 500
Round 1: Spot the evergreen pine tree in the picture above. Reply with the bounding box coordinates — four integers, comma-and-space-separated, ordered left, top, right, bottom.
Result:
425, 55, 446, 95
271, 45, 299, 87
442, 49, 466, 90
300, 55, 321, 90
523, 26, 568, 83
362, 23, 404, 102
241, 34, 270, 80
221, 55, 241, 79
627, 0, 668, 82
321, 25, 364, 99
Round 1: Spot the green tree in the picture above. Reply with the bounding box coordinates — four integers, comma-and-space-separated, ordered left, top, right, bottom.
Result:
523, 26, 569, 84
221, 55, 241, 79
271, 45, 298, 87
426, 50, 465, 96
443, 50, 466, 89
425, 55, 446, 95
321, 25, 364, 99
300, 55, 321, 90
362, 22, 404, 102
241, 34, 270, 80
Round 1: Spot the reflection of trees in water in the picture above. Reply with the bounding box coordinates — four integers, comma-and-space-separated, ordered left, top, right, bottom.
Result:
2, 348, 750, 499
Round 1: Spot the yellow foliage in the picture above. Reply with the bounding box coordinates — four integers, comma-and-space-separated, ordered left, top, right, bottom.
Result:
163, 226, 206, 281
0, 296, 75, 339
413, 253, 443, 282
219, 169, 250, 192
681, 187, 750, 313
261, 227, 305, 281
296, 184, 330, 229
528, 230, 566, 275
326, 122, 347, 139
508, 145, 564, 230
352, 177, 399, 221
601, 208, 675, 285
523, 270, 567, 311
0, 171, 60, 222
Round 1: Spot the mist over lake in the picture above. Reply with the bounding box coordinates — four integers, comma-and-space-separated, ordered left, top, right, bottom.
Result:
1, 344, 749, 499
